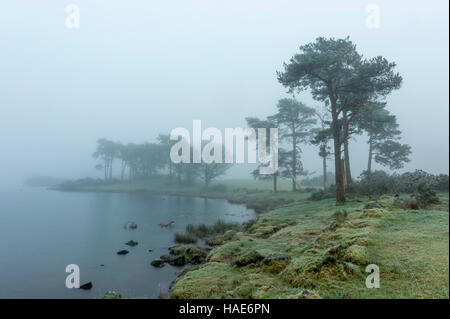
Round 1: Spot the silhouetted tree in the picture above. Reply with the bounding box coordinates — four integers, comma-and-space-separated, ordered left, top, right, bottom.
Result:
278, 37, 402, 202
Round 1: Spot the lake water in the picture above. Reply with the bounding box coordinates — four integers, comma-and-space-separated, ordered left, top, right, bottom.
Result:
0, 187, 255, 298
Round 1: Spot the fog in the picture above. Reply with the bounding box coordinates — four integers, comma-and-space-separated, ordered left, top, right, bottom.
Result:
0, 0, 448, 187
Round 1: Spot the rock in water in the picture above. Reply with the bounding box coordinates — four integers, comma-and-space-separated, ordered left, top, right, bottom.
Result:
80, 282, 93, 290
159, 254, 173, 262
158, 221, 175, 227
151, 259, 165, 268
125, 240, 138, 247
168, 255, 186, 267
124, 221, 138, 229
117, 250, 129, 255
129, 222, 138, 229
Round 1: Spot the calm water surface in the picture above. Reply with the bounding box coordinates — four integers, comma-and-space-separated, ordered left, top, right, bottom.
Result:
0, 187, 255, 298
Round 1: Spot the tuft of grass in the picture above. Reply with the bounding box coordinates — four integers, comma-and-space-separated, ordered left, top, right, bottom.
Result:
184, 219, 242, 243
174, 232, 197, 244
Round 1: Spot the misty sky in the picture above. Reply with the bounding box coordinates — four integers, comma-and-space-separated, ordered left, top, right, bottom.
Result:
0, 0, 448, 187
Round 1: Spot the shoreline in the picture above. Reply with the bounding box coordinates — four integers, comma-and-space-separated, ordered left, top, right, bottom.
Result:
50, 180, 449, 299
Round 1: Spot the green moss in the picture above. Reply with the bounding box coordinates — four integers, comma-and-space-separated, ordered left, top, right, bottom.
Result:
234, 250, 264, 267
103, 291, 122, 299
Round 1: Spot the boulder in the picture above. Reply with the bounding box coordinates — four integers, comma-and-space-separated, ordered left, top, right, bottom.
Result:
151, 259, 165, 268
160, 254, 173, 262
168, 255, 186, 267
79, 282, 92, 290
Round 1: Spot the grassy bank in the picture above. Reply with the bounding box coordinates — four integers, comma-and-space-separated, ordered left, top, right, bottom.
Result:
169, 193, 449, 299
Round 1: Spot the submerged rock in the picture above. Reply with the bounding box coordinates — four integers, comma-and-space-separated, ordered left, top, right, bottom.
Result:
117, 250, 129, 255
151, 259, 165, 268
79, 282, 92, 290
125, 240, 138, 247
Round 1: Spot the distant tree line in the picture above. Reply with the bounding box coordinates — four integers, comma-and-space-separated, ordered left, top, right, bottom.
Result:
92, 135, 232, 187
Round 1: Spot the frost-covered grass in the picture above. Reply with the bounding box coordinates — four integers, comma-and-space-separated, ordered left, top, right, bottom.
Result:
170, 193, 449, 299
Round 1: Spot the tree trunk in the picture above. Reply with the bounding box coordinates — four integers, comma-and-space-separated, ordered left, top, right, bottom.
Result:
330, 93, 346, 203
333, 140, 345, 203
343, 138, 352, 187
322, 156, 328, 189
367, 136, 373, 174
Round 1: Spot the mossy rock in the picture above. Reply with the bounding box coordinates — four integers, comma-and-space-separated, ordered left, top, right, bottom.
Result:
343, 245, 368, 264
168, 244, 210, 264
103, 291, 122, 299
234, 250, 264, 267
